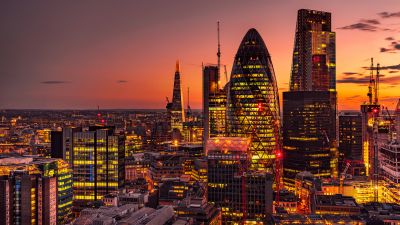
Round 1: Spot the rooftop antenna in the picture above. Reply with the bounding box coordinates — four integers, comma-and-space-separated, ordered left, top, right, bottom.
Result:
368, 58, 374, 104
217, 21, 221, 81
375, 63, 380, 104
187, 87, 190, 109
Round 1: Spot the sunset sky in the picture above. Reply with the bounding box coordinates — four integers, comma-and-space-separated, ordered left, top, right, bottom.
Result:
0, 0, 399, 110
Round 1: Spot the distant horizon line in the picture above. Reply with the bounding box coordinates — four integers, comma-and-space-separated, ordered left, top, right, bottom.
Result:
0, 108, 362, 112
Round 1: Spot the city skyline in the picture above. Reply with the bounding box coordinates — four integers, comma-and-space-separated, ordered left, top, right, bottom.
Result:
1, 0, 399, 110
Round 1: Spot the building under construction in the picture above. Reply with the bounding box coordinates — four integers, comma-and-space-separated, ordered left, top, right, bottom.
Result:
379, 99, 400, 203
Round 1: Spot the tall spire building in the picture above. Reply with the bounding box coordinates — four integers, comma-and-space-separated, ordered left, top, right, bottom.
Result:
283, 9, 338, 189
167, 61, 185, 133
227, 28, 281, 171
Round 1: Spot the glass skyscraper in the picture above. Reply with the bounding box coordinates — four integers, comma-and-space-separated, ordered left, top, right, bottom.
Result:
72, 126, 125, 213
203, 65, 226, 144
283, 9, 338, 189
226, 28, 281, 171
290, 9, 336, 92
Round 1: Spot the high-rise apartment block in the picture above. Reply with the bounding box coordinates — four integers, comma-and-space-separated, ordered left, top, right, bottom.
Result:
0, 156, 73, 225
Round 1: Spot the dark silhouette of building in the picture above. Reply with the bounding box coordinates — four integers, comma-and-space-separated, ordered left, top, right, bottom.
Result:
338, 112, 363, 171
283, 9, 337, 189
226, 28, 281, 171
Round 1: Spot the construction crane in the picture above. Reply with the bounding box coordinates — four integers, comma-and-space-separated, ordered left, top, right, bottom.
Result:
383, 106, 396, 142
340, 161, 351, 194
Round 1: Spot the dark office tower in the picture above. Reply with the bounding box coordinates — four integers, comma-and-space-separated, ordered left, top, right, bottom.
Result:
72, 126, 125, 213
207, 138, 273, 224
203, 65, 226, 144
290, 9, 336, 91
283, 9, 337, 189
50, 127, 82, 163
283, 92, 337, 188
227, 28, 281, 171
51, 130, 63, 158
166, 61, 185, 133
338, 112, 363, 168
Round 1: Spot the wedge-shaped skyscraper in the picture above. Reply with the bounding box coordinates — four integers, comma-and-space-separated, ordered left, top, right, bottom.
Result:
227, 28, 281, 171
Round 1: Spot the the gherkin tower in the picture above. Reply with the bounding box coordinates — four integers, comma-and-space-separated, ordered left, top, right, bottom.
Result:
227, 28, 281, 171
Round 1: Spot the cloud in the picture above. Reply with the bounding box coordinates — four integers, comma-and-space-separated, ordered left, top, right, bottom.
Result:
361, 19, 380, 25
338, 73, 400, 85
363, 64, 400, 71
347, 95, 361, 100
337, 76, 370, 84
342, 72, 361, 76
378, 11, 400, 18
117, 80, 128, 83
41, 80, 69, 84
338, 22, 379, 32
379, 64, 400, 70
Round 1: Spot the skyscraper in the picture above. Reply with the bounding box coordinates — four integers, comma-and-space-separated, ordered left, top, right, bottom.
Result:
338, 112, 363, 170
226, 28, 281, 171
290, 9, 336, 92
203, 65, 226, 144
72, 126, 125, 213
166, 61, 185, 133
0, 156, 73, 225
283, 9, 337, 189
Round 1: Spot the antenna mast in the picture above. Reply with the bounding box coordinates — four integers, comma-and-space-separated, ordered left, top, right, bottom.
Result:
368, 58, 374, 104
375, 63, 380, 104
217, 21, 221, 81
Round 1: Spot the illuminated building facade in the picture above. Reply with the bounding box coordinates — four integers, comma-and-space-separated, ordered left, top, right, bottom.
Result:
175, 197, 221, 225
339, 112, 363, 170
290, 9, 336, 92
284, 9, 337, 188
166, 61, 185, 133
206, 137, 273, 224
72, 126, 125, 213
380, 143, 400, 203
51, 127, 82, 163
203, 65, 226, 144
283, 91, 337, 188
226, 28, 281, 171
0, 156, 73, 225
361, 103, 380, 177
125, 133, 143, 156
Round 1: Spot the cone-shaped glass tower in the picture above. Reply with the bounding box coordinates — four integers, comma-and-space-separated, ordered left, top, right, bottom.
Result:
227, 28, 281, 171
